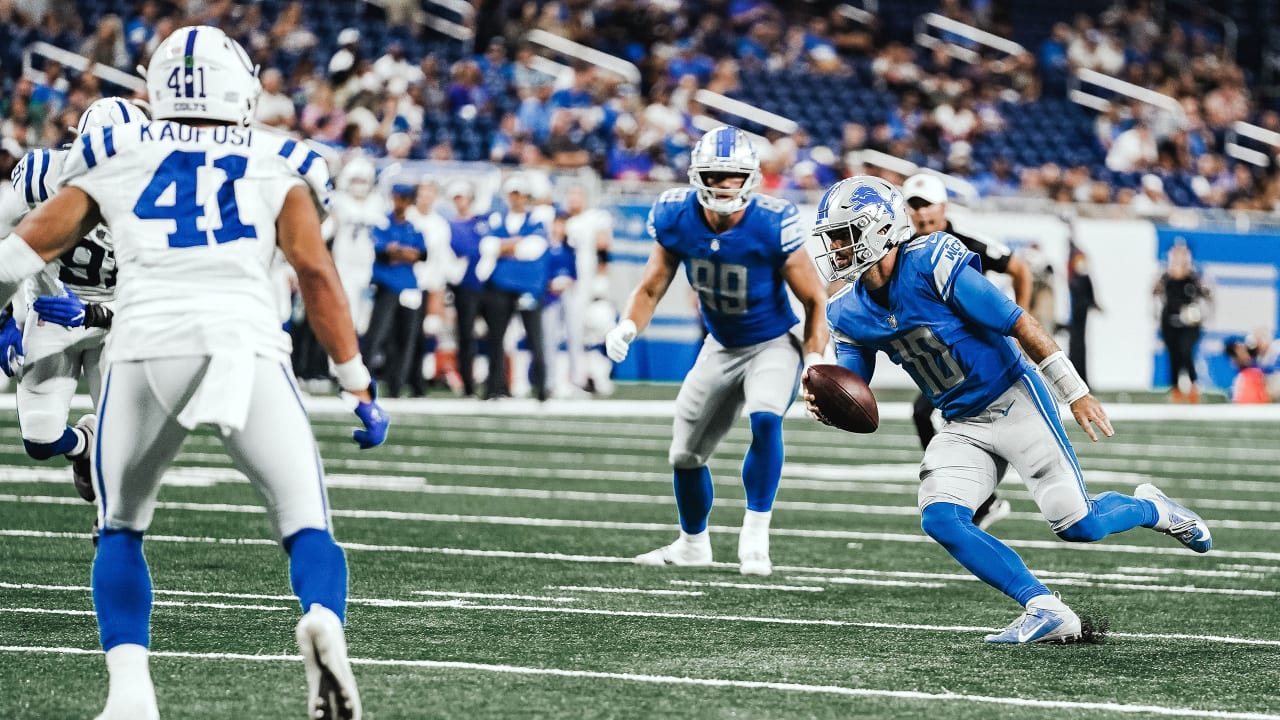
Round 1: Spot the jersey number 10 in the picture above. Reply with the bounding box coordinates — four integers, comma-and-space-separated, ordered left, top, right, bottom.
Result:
133, 150, 259, 248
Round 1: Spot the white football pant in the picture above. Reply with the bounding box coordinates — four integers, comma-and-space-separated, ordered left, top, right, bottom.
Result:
17, 320, 106, 443
94, 356, 332, 539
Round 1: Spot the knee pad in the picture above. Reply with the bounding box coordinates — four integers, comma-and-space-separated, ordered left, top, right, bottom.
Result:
920, 502, 975, 547
668, 448, 707, 469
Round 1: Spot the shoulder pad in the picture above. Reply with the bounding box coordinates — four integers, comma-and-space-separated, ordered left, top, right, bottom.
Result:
271, 134, 334, 221
60, 126, 123, 189
13, 148, 62, 207
648, 188, 692, 241
751, 193, 792, 215
919, 231, 978, 299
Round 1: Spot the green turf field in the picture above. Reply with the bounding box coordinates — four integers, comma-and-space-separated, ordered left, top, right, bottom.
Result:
0, 400, 1277, 719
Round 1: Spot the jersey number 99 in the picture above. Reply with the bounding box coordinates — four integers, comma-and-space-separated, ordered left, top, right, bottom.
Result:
133, 150, 258, 248
689, 259, 748, 315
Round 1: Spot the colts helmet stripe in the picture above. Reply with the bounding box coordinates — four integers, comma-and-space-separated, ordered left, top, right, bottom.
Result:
183, 27, 199, 98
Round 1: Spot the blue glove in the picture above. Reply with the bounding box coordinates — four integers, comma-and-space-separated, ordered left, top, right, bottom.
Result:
0, 316, 22, 377
32, 291, 86, 328
350, 382, 389, 449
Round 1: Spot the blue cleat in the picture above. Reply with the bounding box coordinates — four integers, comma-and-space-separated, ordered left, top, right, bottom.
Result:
985, 598, 1082, 644
1135, 483, 1212, 553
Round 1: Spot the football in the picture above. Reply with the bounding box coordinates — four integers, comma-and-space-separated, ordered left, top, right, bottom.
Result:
804, 364, 879, 433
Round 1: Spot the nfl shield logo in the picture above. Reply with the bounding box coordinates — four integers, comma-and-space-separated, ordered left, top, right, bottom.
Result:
710, 239, 720, 252
887, 314, 898, 328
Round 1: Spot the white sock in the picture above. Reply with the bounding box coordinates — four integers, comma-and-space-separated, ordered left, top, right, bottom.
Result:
742, 509, 773, 535
679, 529, 710, 546
69, 428, 88, 457
104, 644, 156, 710
1026, 593, 1070, 613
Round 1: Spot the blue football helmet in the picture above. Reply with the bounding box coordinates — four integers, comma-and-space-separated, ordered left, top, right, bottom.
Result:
687, 125, 761, 215
812, 175, 913, 282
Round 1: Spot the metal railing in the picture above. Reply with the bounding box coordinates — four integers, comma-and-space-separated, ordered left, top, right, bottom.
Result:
1155, 0, 1238, 61
692, 89, 798, 136
836, 1, 878, 27
1225, 121, 1280, 167
22, 41, 144, 94
914, 12, 1026, 64
523, 29, 641, 87
1068, 67, 1184, 120
848, 148, 980, 205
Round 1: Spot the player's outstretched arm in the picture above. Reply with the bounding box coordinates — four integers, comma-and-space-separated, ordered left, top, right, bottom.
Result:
606, 243, 680, 362
1009, 312, 1113, 442
781, 248, 830, 363
0, 187, 100, 309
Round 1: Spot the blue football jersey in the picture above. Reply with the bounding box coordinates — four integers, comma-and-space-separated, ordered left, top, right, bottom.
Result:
827, 232, 1031, 418
648, 188, 802, 347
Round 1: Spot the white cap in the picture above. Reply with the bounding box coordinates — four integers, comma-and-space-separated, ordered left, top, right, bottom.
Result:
903, 173, 948, 205
337, 27, 361, 46
446, 180, 474, 199
1141, 173, 1164, 193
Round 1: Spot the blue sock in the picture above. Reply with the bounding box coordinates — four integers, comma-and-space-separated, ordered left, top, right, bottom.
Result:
284, 528, 349, 623
1057, 491, 1161, 542
23, 427, 80, 460
92, 529, 152, 650
921, 502, 1048, 606
673, 466, 713, 534
742, 412, 784, 512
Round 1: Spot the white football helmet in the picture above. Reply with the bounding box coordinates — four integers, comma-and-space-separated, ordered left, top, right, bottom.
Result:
687, 125, 761, 215
337, 156, 376, 199
812, 175, 914, 283
76, 97, 148, 135
145, 25, 260, 125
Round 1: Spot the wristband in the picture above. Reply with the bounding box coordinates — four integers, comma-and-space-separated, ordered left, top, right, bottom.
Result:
1038, 351, 1089, 404
804, 352, 825, 368
333, 354, 372, 392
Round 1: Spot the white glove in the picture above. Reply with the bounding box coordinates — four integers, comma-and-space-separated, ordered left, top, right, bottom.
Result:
605, 318, 637, 362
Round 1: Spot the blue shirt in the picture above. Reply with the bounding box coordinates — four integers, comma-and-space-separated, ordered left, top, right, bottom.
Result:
827, 232, 1029, 419
370, 215, 426, 293
544, 240, 577, 304
449, 214, 490, 291
648, 189, 803, 347
487, 211, 549, 298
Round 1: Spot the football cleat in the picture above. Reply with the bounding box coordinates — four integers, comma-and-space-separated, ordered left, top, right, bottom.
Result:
984, 604, 1082, 644
738, 530, 772, 577
70, 414, 97, 503
1135, 483, 1212, 553
975, 497, 1012, 531
297, 604, 362, 720
635, 536, 713, 567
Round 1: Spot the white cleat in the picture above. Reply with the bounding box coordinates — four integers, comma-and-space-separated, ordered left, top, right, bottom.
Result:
94, 700, 159, 720
738, 530, 772, 577
984, 595, 1082, 644
975, 498, 1012, 531
296, 604, 362, 720
634, 536, 712, 567
1135, 483, 1212, 553
95, 644, 158, 720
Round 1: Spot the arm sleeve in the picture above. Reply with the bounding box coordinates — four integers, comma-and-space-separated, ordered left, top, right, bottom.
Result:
834, 341, 876, 383
949, 263, 1024, 334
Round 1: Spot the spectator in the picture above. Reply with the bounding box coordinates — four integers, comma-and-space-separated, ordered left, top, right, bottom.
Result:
254, 68, 296, 130
362, 184, 427, 398
124, 0, 160, 62
81, 14, 129, 70
1105, 118, 1157, 172
1223, 337, 1270, 403
1130, 173, 1172, 215
446, 181, 490, 398
1154, 242, 1212, 402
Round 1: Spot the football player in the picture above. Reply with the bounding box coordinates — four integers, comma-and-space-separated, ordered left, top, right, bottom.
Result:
806, 176, 1211, 644
902, 173, 1034, 530
0, 97, 146, 504
328, 155, 384, 335
0, 26, 387, 719
605, 126, 829, 577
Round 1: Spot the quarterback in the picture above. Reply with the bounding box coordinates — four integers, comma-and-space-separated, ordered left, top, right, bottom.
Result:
0, 26, 385, 719
807, 176, 1212, 643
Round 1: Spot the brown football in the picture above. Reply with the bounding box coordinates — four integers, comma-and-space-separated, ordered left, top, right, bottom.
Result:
804, 364, 879, 433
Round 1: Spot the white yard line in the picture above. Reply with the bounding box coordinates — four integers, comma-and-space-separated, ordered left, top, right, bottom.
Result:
4, 580, 1277, 648
666, 580, 825, 592
551, 585, 705, 597
1, 644, 1278, 719
411, 590, 578, 603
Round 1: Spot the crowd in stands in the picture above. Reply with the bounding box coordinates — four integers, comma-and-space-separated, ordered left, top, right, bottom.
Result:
1, 0, 1278, 212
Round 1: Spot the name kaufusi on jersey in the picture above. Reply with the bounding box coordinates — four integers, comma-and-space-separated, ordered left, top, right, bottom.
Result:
648, 188, 804, 348
58, 119, 332, 363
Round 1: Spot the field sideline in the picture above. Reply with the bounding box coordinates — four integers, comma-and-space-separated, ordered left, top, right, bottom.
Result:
0, 396, 1277, 719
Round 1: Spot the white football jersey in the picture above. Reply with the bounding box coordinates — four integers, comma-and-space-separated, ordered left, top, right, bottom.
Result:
60, 121, 331, 362
11, 147, 117, 304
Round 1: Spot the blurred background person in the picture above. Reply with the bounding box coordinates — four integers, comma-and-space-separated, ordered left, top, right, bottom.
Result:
362, 183, 427, 398
1153, 243, 1212, 403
